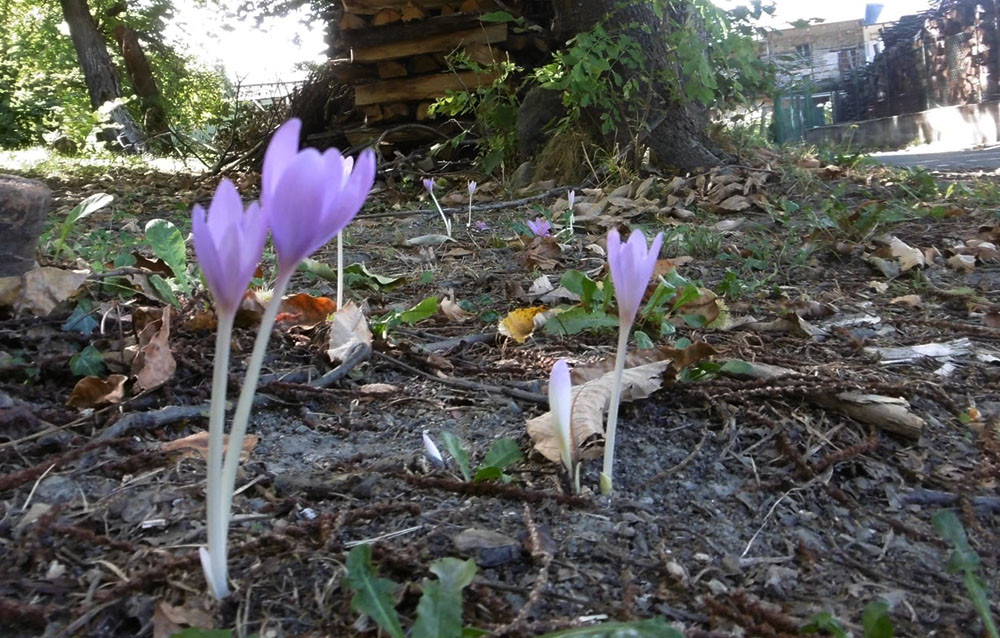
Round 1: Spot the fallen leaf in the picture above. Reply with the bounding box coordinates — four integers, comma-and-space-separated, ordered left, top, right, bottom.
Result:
17, 267, 90, 316
0, 275, 23, 308
161, 431, 259, 461
717, 195, 750, 212
889, 236, 925, 271
277, 293, 336, 328
152, 599, 216, 638
518, 236, 561, 271
67, 374, 128, 409
948, 254, 976, 273
326, 301, 373, 363
889, 294, 923, 308
498, 306, 547, 343
132, 307, 176, 391
440, 294, 474, 322
182, 309, 217, 332
527, 348, 714, 464
404, 234, 455, 247
528, 275, 554, 296
570, 343, 717, 384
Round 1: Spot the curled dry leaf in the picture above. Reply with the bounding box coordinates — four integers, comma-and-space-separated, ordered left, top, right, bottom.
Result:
326, 301, 373, 363
889, 294, 923, 308
889, 236, 925, 271
67, 374, 128, 409
948, 253, 976, 273
526, 351, 708, 465
440, 294, 474, 322
132, 307, 176, 392
277, 293, 337, 328
17, 267, 90, 316
152, 599, 216, 638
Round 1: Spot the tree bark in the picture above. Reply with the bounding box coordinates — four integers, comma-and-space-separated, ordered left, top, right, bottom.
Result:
59, 0, 145, 151
112, 24, 168, 140
547, 0, 726, 170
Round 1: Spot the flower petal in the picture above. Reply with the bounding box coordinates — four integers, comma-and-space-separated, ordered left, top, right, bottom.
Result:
549, 359, 574, 474
261, 119, 302, 200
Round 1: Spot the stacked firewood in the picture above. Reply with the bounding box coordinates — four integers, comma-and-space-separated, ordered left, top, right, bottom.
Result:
321, 0, 554, 147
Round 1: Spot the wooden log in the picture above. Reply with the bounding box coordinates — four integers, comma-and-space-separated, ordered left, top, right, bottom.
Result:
415, 101, 434, 120
354, 69, 498, 105
440, 4, 455, 15
382, 102, 411, 120
372, 8, 402, 26
328, 60, 375, 83
401, 3, 426, 21
361, 104, 384, 123
343, 0, 453, 14
377, 60, 408, 79
339, 14, 494, 50
463, 42, 501, 66
410, 54, 442, 74
339, 13, 368, 30
350, 23, 507, 63
459, 0, 479, 12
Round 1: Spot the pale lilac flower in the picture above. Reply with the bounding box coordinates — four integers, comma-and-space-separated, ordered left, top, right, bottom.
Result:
468, 180, 477, 195
261, 118, 376, 274
422, 430, 445, 469
191, 179, 268, 316
474, 220, 488, 232
549, 359, 575, 481
606, 228, 663, 327
527, 217, 551, 237
567, 190, 575, 209
422, 176, 452, 237
467, 180, 477, 227
423, 177, 435, 192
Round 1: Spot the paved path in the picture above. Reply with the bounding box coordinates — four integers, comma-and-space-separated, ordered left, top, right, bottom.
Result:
872, 144, 1000, 172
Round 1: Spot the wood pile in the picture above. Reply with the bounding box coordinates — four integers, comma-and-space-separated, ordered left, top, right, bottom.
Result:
318, 0, 555, 148
840, 0, 1000, 121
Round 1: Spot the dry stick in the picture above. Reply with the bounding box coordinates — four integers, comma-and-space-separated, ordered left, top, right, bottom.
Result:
372, 350, 546, 404
357, 186, 577, 220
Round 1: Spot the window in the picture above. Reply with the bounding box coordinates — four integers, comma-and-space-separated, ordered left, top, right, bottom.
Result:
795, 43, 812, 64
838, 47, 860, 73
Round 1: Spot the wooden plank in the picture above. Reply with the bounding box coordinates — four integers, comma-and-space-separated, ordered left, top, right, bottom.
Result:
409, 54, 441, 74
339, 13, 368, 30
354, 70, 498, 105
377, 60, 408, 79
372, 8, 402, 26
343, 0, 453, 14
339, 14, 490, 50
350, 23, 507, 63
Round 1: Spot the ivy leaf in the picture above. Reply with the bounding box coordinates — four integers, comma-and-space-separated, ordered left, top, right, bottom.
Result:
412, 558, 477, 638
345, 545, 404, 638
441, 431, 471, 481
69, 345, 105, 377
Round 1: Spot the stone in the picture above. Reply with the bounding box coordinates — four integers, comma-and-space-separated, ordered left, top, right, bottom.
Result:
0, 174, 50, 277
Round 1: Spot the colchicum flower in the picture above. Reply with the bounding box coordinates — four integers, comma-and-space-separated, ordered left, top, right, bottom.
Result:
262, 118, 376, 275
466, 180, 477, 227
527, 217, 551, 237
422, 430, 445, 469
549, 359, 578, 491
601, 227, 662, 495
423, 176, 452, 237
192, 178, 269, 600
197, 118, 376, 599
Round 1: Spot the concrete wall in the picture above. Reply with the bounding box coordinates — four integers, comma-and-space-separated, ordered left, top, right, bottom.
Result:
803, 99, 1000, 149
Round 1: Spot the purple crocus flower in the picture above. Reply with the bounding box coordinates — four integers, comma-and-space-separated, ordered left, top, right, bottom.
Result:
423, 177, 435, 192
468, 180, 477, 195
474, 220, 488, 232
567, 190, 575, 209
261, 118, 376, 274
606, 228, 663, 327
527, 217, 551, 237
191, 179, 268, 316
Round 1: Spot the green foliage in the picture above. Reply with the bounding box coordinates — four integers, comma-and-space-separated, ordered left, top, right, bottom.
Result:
52, 193, 114, 259
411, 558, 478, 638
861, 601, 894, 638
373, 296, 439, 339
438, 433, 523, 483
169, 629, 233, 638
932, 510, 999, 638
144, 218, 190, 307
441, 431, 472, 481
346, 544, 406, 638
70, 345, 106, 377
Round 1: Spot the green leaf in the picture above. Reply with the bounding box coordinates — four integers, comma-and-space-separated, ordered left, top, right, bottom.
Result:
345, 545, 405, 638
536, 617, 682, 637
543, 307, 618, 336
169, 629, 232, 638
472, 466, 505, 482
932, 510, 979, 572
301, 259, 406, 291
963, 571, 1000, 638
145, 219, 189, 291
633, 330, 654, 349
480, 10, 515, 22
720, 359, 753, 375
400, 297, 438, 325
63, 299, 98, 336
441, 431, 471, 481
412, 558, 477, 638
862, 600, 894, 638
480, 438, 523, 471
149, 274, 181, 308
801, 612, 848, 637
560, 270, 600, 307
67, 192, 114, 226
69, 345, 106, 377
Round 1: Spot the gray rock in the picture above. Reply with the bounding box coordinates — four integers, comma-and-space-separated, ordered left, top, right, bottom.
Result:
0, 174, 50, 277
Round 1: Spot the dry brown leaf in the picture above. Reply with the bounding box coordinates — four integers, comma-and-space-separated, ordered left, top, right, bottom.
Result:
526, 348, 714, 464
673, 288, 721, 326
781, 299, 837, 319
161, 431, 259, 461
498, 306, 547, 344
570, 342, 717, 384
440, 295, 474, 322
67, 374, 128, 409
277, 293, 336, 328
0, 275, 23, 308
889, 294, 923, 308
17, 267, 89, 316
948, 253, 976, 272
518, 236, 561, 271
652, 257, 693, 280
326, 301, 373, 363
152, 599, 216, 638
717, 195, 750, 212
889, 236, 925, 271
132, 307, 176, 391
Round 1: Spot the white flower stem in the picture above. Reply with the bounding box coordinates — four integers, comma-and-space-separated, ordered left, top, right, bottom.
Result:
213, 270, 292, 594
336, 232, 344, 309
467, 199, 473, 228
600, 325, 631, 495
430, 191, 451, 237
204, 310, 234, 599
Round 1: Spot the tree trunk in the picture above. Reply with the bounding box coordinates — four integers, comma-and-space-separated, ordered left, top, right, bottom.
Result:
112, 24, 169, 140
59, 0, 145, 151
547, 0, 726, 170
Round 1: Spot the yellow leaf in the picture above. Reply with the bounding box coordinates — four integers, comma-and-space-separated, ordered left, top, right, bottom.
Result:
498, 306, 547, 344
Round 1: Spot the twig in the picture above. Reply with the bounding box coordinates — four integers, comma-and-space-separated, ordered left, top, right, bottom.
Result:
372, 350, 545, 404
418, 331, 498, 354
357, 186, 578, 220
